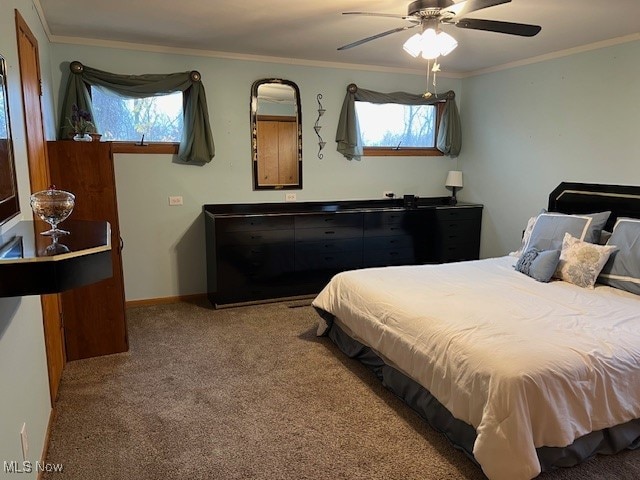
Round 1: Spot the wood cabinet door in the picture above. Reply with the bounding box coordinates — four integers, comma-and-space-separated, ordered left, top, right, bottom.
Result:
278, 121, 298, 185
256, 120, 279, 185
47, 141, 128, 360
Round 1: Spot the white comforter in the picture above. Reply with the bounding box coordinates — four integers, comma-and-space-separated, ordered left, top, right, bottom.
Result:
312, 256, 640, 480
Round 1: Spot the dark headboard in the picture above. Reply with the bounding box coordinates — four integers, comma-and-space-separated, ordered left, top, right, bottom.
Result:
548, 182, 640, 231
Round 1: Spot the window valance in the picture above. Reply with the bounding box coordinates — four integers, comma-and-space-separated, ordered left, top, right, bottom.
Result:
58, 61, 215, 165
336, 83, 461, 160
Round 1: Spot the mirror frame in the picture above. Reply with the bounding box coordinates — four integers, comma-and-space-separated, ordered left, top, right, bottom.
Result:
250, 78, 302, 190
0, 55, 20, 226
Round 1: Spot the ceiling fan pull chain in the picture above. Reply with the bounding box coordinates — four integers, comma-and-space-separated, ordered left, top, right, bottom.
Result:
423, 59, 432, 99
432, 61, 441, 96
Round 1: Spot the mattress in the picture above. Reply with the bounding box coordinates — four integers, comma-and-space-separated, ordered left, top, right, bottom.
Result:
312, 256, 640, 480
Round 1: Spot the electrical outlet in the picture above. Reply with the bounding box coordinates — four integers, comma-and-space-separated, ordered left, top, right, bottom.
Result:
383, 191, 395, 198
168, 195, 183, 206
20, 423, 28, 461
285, 193, 297, 202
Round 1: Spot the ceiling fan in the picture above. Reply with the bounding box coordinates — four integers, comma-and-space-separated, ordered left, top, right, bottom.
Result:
337, 0, 541, 52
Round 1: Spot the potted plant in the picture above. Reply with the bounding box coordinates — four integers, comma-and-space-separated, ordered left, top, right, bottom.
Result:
67, 104, 95, 142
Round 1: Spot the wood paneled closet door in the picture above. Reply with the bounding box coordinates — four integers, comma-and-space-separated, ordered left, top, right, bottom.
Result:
47, 141, 128, 360
15, 9, 65, 405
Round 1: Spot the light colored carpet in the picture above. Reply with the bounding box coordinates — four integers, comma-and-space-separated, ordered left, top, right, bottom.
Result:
43, 300, 640, 479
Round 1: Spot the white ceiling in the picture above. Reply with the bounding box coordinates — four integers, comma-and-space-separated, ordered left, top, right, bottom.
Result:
37, 0, 640, 75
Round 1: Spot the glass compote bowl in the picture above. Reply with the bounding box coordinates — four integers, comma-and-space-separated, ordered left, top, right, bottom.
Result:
30, 187, 75, 236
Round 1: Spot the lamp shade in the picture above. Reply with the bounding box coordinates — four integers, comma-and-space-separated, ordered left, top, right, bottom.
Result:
445, 170, 463, 188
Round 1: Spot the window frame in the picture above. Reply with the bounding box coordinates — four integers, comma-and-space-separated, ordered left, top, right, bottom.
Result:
89, 83, 182, 154
360, 101, 446, 157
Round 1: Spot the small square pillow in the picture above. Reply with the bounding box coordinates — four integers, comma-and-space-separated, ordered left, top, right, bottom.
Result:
555, 233, 617, 288
524, 213, 592, 252
598, 218, 640, 295
514, 248, 561, 282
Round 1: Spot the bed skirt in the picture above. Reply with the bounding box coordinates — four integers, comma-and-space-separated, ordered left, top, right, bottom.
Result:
324, 316, 640, 474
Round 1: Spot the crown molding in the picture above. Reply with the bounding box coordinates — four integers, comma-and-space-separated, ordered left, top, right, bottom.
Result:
47, 34, 466, 78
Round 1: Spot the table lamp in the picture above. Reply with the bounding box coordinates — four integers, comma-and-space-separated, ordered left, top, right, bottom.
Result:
445, 170, 463, 205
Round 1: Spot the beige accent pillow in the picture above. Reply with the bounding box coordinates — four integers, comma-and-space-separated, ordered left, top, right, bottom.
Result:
555, 233, 617, 288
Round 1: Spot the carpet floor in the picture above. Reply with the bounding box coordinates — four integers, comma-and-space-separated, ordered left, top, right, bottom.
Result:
43, 300, 640, 479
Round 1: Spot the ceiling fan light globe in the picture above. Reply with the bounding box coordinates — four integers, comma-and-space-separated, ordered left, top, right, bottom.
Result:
437, 31, 458, 56
420, 28, 440, 59
402, 33, 422, 57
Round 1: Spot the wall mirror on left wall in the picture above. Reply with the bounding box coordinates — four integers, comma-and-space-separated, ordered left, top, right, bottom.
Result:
251, 78, 302, 190
0, 55, 20, 225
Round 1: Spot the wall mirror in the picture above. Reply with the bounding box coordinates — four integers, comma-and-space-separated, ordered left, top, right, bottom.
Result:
251, 78, 302, 190
0, 55, 20, 226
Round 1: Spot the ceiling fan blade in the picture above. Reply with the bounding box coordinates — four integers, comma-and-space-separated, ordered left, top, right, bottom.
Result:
454, 18, 541, 37
337, 24, 419, 51
445, 0, 511, 17
342, 11, 410, 20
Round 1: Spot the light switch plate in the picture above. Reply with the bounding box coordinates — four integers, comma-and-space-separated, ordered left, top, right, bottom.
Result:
168, 196, 183, 206
285, 193, 297, 202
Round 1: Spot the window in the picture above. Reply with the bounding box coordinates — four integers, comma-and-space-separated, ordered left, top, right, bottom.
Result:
90, 86, 183, 143
354, 101, 444, 156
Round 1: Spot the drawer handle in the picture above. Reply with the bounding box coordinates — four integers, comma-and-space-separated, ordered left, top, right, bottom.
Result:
447, 224, 458, 228
324, 244, 334, 248
324, 218, 334, 222
251, 235, 262, 240
389, 227, 399, 231
324, 256, 334, 261
389, 252, 399, 256
325, 231, 335, 235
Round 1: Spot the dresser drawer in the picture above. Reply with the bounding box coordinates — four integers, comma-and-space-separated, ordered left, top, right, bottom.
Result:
294, 251, 363, 272
436, 219, 481, 244
435, 207, 482, 222
295, 226, 362, 242
363, 210, 405, 229
364, 248, 414, 267
295, 237, 362, 255
295, 212, 363, 229
217, 215, 293, 232
364, 235, 413, 250
217, 228, 294, 246
437, 243, 480, 263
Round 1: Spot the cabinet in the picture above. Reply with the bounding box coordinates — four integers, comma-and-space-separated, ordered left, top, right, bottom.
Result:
432, 206, 482, 263
213, 215, 295, 304
47, 141, 128, 360
363, 210, 429, 267
205, 200, 483, 307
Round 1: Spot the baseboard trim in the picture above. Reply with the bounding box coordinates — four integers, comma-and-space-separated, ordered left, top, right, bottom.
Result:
125, 293, 207, 308
38, 407, 56, 480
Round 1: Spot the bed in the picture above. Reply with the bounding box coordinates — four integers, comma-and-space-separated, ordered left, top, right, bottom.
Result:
312, 182, 640, 480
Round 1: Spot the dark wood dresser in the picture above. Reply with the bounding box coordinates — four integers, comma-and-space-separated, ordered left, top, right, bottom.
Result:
204, 199, 482, 307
